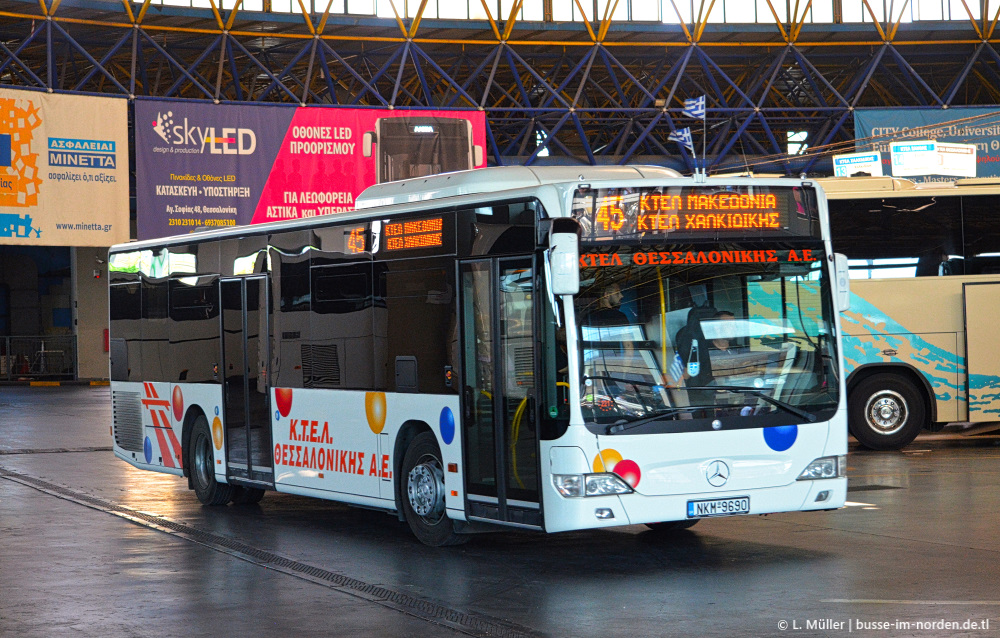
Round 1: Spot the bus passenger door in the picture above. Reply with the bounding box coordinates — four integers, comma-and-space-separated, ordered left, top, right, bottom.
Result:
963, 282, 1000, 421
221, 276, 274, 486
458, 258, 542, 528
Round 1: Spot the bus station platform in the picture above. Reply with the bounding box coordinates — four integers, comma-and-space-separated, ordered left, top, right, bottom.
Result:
2, 386, 999, 637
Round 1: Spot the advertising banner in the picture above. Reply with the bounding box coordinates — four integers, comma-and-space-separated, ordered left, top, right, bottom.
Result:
889, 140, 977, 178
0, 88, 129, 246
135, 99, 487, 240
854, 107, 1000, 182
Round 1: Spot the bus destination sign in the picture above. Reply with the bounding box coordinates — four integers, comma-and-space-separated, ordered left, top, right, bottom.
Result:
573, 186, 816, 241
384, 216, 444, 251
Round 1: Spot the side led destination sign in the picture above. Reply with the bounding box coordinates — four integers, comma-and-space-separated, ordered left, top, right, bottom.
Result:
384, 216, 444, 251
573, 186, 817, 241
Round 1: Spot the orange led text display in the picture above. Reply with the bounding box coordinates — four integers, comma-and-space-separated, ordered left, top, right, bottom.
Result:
385, 216, 444, 251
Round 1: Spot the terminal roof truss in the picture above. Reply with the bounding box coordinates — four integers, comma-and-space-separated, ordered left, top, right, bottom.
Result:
2, 0, 1000, 174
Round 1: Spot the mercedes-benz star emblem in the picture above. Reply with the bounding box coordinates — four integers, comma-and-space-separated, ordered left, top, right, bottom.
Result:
706, 460, 730, 487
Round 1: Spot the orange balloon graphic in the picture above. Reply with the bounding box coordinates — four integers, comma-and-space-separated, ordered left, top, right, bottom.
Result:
212, 416, 224, 450
365, 392, 387, 434
593, 448, 623, 473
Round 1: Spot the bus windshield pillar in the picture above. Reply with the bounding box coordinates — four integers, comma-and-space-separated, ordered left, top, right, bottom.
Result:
561, 294, 585, 427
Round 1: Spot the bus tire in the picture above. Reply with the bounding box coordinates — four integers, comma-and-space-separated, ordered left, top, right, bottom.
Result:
231, 487, 265, 505
849, 374, 926, 451
646, 519, 699, 532
400, 431, 467, 547
190, 415, 234, 506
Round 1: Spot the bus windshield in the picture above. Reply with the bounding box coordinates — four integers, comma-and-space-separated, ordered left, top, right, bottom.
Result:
573, 242, 840, 430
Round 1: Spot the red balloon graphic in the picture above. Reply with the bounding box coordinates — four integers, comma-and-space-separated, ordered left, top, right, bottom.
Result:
172, 386, 183, 421
614, 459, 642, 488
275, 388, 293, 417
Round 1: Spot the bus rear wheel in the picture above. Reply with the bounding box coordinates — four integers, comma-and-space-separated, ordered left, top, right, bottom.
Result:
849, 374, 926, 451
646, 519, 699, 532
400, 432, 467, 547
190, 415, 234, 505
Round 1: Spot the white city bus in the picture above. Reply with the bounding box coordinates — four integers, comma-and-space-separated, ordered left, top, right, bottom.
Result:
109, 166, 848, 546
821, 176, 1000, 450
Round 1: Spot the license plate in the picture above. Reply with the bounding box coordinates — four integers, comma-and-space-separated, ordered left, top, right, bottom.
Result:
687, 496, 750, 518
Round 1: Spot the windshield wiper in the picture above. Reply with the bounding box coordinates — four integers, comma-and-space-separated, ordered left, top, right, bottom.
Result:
606, 405, 720, 434
685, 385, 818, 423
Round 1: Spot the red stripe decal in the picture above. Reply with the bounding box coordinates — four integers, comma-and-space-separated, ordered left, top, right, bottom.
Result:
153, 428, 176, 468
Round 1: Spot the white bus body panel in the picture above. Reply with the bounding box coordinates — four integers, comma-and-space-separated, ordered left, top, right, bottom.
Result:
541, 408, 847, 534
269, 387, 465, 520
111, 381, 227, 484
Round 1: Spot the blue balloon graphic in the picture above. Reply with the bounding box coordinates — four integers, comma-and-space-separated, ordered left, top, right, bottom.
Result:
763, 425, 798, 452
143, 436, 153, 463
440, 407, 455, 445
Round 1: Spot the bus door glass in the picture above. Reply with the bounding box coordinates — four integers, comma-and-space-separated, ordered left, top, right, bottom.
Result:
459, 257, 542, 527
963, 282, 1000, 420
221, 276, 274, 485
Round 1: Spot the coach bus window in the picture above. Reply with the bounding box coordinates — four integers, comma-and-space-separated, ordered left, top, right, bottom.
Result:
109, 282, 141, 381
960, 195, 1000, 274
309, 264, 373, 389
829, 196, 962, 278
270, 239, 312, 389
377, 259, 458, 394
140, 277, 169, 383
168, 276, 220, 383
458, 200, 542, 256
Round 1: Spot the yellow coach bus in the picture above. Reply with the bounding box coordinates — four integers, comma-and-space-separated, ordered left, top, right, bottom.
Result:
820, 176, 1000, 450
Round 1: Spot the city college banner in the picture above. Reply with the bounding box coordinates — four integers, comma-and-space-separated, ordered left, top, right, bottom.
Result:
854, 107, 1000, 182
134, 99, 487, 240
0, 88, 129, 246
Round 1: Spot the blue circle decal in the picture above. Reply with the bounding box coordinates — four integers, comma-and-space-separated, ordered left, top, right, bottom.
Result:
143, 436, 153, 463
440, 407, 455, 445
763, 425, 798, 452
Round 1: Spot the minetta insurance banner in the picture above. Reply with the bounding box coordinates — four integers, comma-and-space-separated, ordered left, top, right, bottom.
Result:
0, 88, 129, 246
135, 99, 487, 240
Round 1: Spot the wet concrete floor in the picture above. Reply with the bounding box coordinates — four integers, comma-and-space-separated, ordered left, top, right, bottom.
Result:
1, 386, 999, 637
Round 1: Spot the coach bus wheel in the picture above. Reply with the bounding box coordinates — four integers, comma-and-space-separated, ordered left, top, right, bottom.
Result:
400, 432, 467, 547
646, 519, 699, 532
849, 374, 926, 451
191, 415, 234, 506
231, 487, 265, 505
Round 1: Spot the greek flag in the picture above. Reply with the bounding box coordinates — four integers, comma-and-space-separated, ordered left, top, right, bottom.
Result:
668, 352, 684, 385
668, 127, 694, 152
682, 95, 706, 119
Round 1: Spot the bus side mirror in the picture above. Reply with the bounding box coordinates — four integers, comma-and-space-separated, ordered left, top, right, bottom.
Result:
362, 131, 375, 158
834, 253, 850, 312
549, 219, 580, 296
473, 145, 485, 167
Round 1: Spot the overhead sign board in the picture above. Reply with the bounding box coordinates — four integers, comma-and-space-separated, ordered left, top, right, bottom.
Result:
889, 140, 977, 178
832, 151, 883, 177
0, 88, 129, 246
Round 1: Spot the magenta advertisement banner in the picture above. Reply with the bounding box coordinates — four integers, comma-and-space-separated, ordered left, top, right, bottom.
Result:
135, 99, 487, 240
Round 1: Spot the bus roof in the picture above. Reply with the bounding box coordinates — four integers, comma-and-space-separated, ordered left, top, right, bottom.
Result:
817, 175, 1000, 199
354, 165, 682, 210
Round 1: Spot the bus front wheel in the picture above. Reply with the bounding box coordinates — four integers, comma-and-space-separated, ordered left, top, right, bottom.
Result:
190, 415, 234, 505
400, 431, 467, 547
849, 374, 926, 450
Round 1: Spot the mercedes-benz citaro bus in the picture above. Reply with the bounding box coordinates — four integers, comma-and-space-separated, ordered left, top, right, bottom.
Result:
108, 166, 849, 546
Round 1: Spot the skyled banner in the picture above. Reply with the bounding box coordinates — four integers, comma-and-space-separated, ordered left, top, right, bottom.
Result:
134, 99, 487, 240
0, 88, 129, 246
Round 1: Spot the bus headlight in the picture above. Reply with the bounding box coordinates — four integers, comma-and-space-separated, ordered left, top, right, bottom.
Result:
553, 473, 634, 497
797, 455, 847, 480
